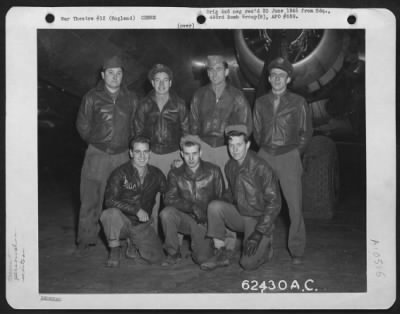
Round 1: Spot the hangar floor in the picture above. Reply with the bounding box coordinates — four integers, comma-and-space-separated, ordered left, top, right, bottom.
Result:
38, 142, 366, 294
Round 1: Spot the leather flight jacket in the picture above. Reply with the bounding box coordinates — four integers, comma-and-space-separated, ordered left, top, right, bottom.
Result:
253, 90, 313, 155
190, 84, 253, 148
76, 81, 138, 154
104, 161, 167, 225
164, 160, 225, 217
134, 90, 189, 154
224, 150, 281, 236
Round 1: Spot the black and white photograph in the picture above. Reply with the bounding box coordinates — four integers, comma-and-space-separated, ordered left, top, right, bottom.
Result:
5, 6, 396, 309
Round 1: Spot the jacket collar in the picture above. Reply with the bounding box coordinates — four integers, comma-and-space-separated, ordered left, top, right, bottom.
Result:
206, 82, 232, 94
267, 90, 290, 109
148, 90, 179, 108
268, 89, 288, 99
183, 159, 205, 179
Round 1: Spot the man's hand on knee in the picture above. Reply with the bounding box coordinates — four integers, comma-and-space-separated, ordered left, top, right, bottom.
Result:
136, 208, 149, 222
193, 205, 207, 224
244, 230, 263, 256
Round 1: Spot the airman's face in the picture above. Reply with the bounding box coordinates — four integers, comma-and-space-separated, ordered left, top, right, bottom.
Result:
101, 67, 123, 90
228, 135, 250, 164
130, 142, 150, 168
207, 63, 229, 86
268, 68, 291, 93
152, 72, 171, 95
181, 145, 201, 171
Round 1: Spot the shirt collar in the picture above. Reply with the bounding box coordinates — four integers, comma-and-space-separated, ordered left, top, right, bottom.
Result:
207, 82, 231, 94
268, 90, 289, 106
130, 162, 149, 178
149, 90, 176, 107
272, 89, 287, 97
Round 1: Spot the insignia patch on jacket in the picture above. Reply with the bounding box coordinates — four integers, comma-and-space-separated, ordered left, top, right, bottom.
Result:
123, 176, 137, 191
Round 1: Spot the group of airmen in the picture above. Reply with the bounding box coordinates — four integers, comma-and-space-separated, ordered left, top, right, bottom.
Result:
75, 53, 312, 271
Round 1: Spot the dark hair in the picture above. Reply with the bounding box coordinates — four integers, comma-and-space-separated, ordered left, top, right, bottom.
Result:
226, 131, 250, 143
129, 136, 151, 150
181, 140, 201, 150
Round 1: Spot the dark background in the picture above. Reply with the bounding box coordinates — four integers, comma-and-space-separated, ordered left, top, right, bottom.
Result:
1, 0, 399, 312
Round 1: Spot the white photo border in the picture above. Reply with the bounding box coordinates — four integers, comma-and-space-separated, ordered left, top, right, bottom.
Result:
5, 6, 396, 309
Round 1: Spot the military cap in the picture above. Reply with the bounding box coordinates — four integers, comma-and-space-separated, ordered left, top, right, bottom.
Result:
103, 55, 124, 70
225, 124, 249, 136
267, 57, 294, 77
180, 134, 202, 149
206, 55, 225, 67
148, 63, 173, 81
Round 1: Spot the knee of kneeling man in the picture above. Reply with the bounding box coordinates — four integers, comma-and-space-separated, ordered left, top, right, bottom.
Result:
207, 200, 225, 215
159, 206, 176, 220
100, 208, 119, 221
